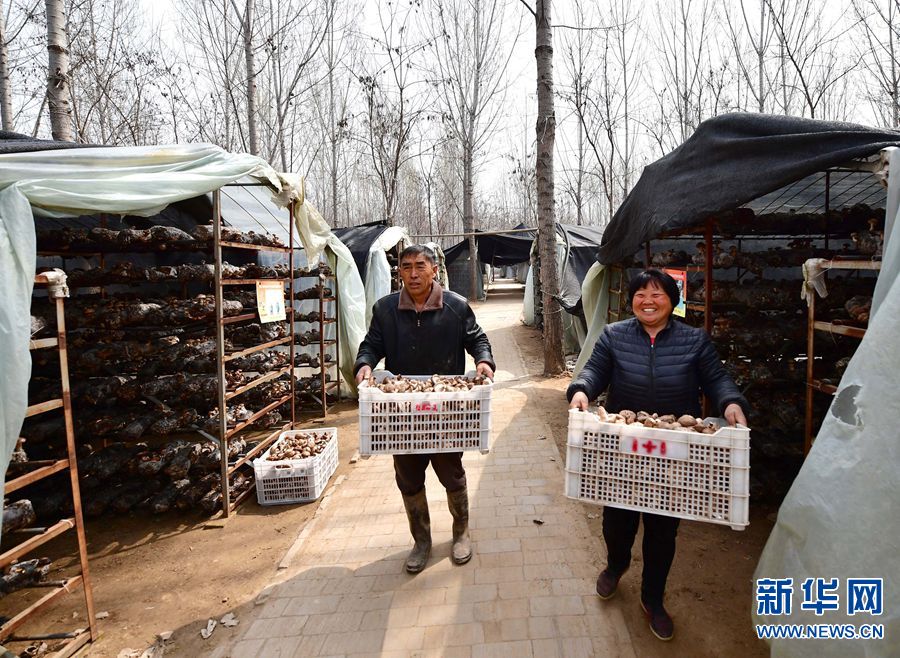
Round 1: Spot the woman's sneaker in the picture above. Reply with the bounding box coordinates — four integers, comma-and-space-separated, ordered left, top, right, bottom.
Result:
640, 599, 674, 641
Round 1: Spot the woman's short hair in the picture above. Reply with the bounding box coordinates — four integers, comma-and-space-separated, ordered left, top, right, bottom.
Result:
628, 268, 680, 309
399, 244, 436, 265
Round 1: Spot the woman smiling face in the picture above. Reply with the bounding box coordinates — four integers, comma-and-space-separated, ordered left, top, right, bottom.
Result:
632, 281, 673, 332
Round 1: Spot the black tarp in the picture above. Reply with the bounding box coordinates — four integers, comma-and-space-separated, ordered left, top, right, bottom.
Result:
331, 221, 389, 283
0, 130, 93, 153
444, 224, 536, 266
556, 223, 605, 312
597, 113, 900, 265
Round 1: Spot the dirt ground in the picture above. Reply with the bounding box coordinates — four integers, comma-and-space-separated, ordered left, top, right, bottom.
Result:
3, 319, 775, 658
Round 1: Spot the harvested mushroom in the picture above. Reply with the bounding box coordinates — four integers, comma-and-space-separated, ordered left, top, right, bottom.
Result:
368, 374, 488, 393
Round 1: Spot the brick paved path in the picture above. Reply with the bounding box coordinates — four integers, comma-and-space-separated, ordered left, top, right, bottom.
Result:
215, 284, 635, 657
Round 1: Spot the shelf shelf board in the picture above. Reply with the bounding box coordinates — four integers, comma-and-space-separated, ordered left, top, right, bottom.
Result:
0, 519, 75, 570
225, 366, 292, 401
4, 459, 69, 494
29, 337, 58, 351
227, 423, 290, 475
225, 394, 292, 439
224, 337, 292, 362
821, 259, 881, 271
810, 379, 838, 395
218, 240, 291, 254
221, 278, 289, 285
0, 575, 83, 641
26, 399, 64, 418
221, 312, 258, 325
813, 320, 866, 339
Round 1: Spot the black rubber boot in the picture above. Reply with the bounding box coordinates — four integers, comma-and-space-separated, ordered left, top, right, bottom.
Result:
447, 487, 473, 565
402, 490, 432, 573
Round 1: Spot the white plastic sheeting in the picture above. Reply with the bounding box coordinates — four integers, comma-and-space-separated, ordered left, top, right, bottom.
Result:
0, 184, 38, 542
523, 265, 535, 326
363, 225, 409, 325
753, 151, 900, 657
572, 263, 610, 375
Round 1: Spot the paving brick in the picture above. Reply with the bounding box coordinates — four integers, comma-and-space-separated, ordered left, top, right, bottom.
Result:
444, 583, 497, 604
473, 565, 525, 585
381, 626, 427, 652
301, 610, 365, 635
422, 622, 485, 648
530, 595, 586, 617
282, 594, 343, 616
472, 640, 534, 658
242, 615, 308, 640
227, 638, 265, 658
471, 597, 530, 622
474, 551, 524, 568
417, 603, 477, 626
392, 586, 447, 608
319, 628, 390, 655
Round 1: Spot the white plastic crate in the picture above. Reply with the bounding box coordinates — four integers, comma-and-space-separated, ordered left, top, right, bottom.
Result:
358, 371, 492, 456
254, 428, 339, 505
565, 409, 750, 530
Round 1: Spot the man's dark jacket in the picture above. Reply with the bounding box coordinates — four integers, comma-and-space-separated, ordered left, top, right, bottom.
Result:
354, 285, 495, 377
566, 317, 749, 418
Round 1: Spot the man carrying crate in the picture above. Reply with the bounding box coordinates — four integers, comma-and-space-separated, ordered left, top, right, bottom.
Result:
354, 245, 495, 574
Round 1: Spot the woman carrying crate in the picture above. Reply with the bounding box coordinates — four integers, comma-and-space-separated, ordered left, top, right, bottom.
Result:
567, 268, 749, 641
354, 245, 495, 574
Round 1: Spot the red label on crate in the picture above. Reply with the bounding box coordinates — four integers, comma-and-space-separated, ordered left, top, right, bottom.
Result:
415, 401, 442, 412
620, 434, 689, 460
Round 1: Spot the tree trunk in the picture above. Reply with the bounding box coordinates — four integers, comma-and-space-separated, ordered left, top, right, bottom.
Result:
243, 0, 259, 155
463, 145, 478, 299
0, 0, 12, 131
45, 0, 72, 141
535, 0, 565, 375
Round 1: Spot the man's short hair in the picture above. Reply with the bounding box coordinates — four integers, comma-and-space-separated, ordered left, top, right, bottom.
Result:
627, 268, 680, 309
399, 244, 436, 265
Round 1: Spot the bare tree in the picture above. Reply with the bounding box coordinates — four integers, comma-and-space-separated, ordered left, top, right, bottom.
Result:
650, 0, 716, 151
430, 0, 517, 298
256, 0, 328, 169
723, 0, 778, 112
45, 0, 71, 140
356, 1, 429, 226
851, 0, 900, 127
238, 0, 259, 154
520, 0, 564, 374
176, 0, 245, 149
0, 0, 12, 129
765, 0, 860, 119
310, 0, 358, 225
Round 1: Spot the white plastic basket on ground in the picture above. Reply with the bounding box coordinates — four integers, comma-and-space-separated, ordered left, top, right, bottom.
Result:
565, 409, 750, 530
253, 428, 339, 505
358, 371, 493, 457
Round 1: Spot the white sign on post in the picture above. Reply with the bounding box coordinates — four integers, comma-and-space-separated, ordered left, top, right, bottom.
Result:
256, 281, 286, 323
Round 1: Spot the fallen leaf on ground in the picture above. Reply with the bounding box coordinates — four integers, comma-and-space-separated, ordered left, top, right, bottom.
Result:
533, 519, 545, 525
220, 612, 239, 627
96, 611, 110, 619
